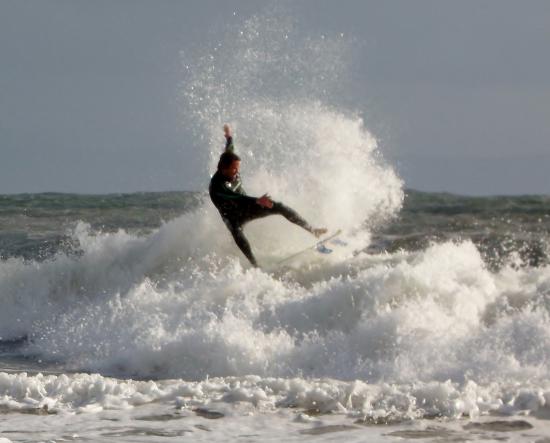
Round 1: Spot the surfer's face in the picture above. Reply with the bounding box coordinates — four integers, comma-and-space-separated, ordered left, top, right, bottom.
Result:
222, 160, 240, 180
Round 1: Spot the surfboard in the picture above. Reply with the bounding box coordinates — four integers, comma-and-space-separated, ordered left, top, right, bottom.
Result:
276, 229, 343, 265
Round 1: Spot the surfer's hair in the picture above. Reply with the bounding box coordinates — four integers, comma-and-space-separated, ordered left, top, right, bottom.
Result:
218, 151, 241, 170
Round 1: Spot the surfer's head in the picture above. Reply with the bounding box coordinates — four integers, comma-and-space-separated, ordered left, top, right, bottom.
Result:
218, 151, 241, 179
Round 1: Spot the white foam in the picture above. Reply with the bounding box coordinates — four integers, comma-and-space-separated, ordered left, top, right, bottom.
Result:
1, 371, 549, 421
0, 234, 546, 391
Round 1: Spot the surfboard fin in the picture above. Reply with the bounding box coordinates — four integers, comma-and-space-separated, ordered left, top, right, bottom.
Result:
316, 244, 333, 254
276, 229, 342, 265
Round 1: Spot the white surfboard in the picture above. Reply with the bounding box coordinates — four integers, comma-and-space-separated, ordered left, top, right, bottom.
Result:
276, 229, 343, 265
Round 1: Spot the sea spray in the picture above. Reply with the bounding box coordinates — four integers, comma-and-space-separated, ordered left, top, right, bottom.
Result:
181, 11, 404, 256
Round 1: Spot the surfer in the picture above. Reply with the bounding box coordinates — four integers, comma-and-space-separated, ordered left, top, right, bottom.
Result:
209, 124, 327, 267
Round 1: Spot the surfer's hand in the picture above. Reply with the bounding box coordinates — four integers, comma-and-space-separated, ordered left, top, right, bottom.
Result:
223, 124, 232, 138
257, 194, 273, 209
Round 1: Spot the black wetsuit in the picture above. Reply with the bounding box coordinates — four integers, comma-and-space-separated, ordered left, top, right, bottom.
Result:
209, 137, 313, 266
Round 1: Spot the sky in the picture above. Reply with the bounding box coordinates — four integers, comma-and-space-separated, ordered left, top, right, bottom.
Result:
1, 0, 549, 195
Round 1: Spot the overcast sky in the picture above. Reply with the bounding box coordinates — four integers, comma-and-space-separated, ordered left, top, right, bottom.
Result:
1, 0, 549, 195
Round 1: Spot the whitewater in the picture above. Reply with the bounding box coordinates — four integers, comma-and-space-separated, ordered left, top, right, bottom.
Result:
1, 11, 550, 443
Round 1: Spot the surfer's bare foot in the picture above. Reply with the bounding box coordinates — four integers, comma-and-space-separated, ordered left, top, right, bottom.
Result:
312, 228, 328, 238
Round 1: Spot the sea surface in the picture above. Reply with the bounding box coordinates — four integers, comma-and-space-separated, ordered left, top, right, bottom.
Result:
1, 190, 549, 442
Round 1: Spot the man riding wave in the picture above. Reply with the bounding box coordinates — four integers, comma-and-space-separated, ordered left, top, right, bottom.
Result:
209, 124, 327, 267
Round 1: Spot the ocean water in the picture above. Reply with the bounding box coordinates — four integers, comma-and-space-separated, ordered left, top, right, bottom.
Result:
1, 190, 549, 442
2, 9, 550, 443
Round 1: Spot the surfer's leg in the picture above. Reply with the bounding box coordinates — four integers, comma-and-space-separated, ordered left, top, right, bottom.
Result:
236, 201, 327, 238
224, 219, 258, 267
271, 202, 314, 233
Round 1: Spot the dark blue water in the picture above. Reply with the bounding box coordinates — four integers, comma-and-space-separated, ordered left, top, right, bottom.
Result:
5, 190, 546, 267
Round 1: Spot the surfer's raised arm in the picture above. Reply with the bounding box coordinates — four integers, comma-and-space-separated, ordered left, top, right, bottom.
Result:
223, 124, 234, 152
